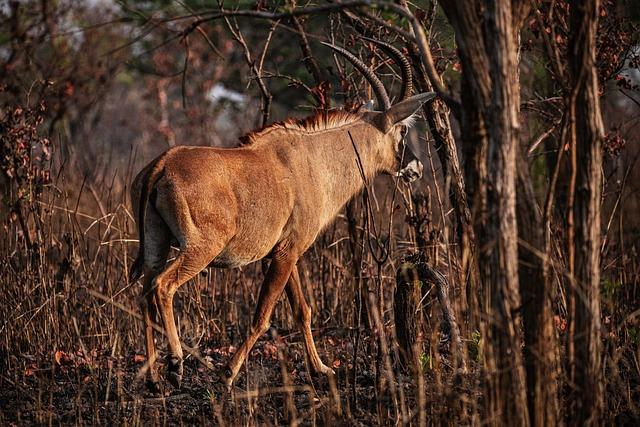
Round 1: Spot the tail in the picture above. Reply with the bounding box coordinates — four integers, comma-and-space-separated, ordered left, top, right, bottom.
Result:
129, 150, 173, 283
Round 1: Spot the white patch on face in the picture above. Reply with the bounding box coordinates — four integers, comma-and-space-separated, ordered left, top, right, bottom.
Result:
396, 159, 424, 183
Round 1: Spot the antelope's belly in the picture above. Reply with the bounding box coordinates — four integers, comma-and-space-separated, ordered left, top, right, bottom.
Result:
209, 232, 279, 268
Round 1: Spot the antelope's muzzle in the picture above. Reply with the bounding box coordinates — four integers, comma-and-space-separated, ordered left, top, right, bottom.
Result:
398, 159, 424, 183
397, 144, 424, 183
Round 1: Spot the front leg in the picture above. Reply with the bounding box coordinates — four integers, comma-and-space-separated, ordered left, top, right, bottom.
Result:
285, 265, 334, 377
223, 254, 297, 387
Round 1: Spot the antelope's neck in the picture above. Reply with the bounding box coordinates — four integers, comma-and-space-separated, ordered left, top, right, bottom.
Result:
252, 123, 384, 224
304, 129, 381, 217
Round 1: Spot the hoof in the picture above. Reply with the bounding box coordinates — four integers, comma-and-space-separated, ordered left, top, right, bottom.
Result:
146, 379, 162, 394
167, 371, 182, 389
220, 366, 234, 391
307, 363, 335, 388
166, 357, 183, 389
323, 366, 336, 376
312, 364, 335, 377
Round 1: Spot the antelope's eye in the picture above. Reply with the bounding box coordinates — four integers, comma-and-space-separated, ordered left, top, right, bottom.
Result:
400, 125, 408, 139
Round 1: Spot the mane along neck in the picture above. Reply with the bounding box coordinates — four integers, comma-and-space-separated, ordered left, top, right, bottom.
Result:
240, 110, 363, 145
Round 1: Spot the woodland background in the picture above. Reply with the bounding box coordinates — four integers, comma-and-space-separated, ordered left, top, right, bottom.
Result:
0, 0, 639, 425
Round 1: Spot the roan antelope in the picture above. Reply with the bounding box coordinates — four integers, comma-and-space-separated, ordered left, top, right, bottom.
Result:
129, 41, 436, 391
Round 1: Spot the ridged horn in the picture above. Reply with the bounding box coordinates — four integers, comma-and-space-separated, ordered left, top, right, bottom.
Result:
321, 41, 391, 111
360, 36, 413, 101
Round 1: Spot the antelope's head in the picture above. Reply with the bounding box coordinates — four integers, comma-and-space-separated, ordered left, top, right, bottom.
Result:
323, 39, 436, 183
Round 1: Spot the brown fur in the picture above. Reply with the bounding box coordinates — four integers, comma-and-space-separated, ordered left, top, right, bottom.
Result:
130, 93, 433, 390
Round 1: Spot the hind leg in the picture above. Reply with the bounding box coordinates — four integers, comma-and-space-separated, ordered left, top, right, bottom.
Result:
153, 245, 221, 389
138, 208, 171, 392
140, 270, 162, 392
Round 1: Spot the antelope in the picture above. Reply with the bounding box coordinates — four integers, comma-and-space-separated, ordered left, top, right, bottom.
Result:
129, 40, 436, 392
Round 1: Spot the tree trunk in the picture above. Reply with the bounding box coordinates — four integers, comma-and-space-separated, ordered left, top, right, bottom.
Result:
479, 1, 529, 424
394, 256, 425, 368
394, 253, 465, 370
516, 152, 561, 427
566, 1, 604, 424
440, 1, 530, 424
512, 6, 561, 425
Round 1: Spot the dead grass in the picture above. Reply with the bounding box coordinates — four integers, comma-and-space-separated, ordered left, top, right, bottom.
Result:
0, 118, 638, 426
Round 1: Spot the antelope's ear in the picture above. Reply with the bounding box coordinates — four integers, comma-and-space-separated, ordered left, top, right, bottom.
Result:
374, 92, 436, 132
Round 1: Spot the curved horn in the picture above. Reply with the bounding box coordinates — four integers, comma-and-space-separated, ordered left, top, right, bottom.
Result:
360, 37, 413, 101
321, 42, 391, 111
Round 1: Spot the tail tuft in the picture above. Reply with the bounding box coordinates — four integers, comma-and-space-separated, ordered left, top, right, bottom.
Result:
129, 255, 143, 284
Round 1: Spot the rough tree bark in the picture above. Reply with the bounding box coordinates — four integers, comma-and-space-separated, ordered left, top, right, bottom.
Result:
566, 0, 604, 424
394, 253, 464, 370
516, 153, 561, 427
439, 1, 530, 424
513, 4, 561, 426
481, 2, 529, 424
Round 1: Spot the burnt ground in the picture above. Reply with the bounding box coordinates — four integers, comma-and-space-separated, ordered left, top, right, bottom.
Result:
1, 327, 465, 426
